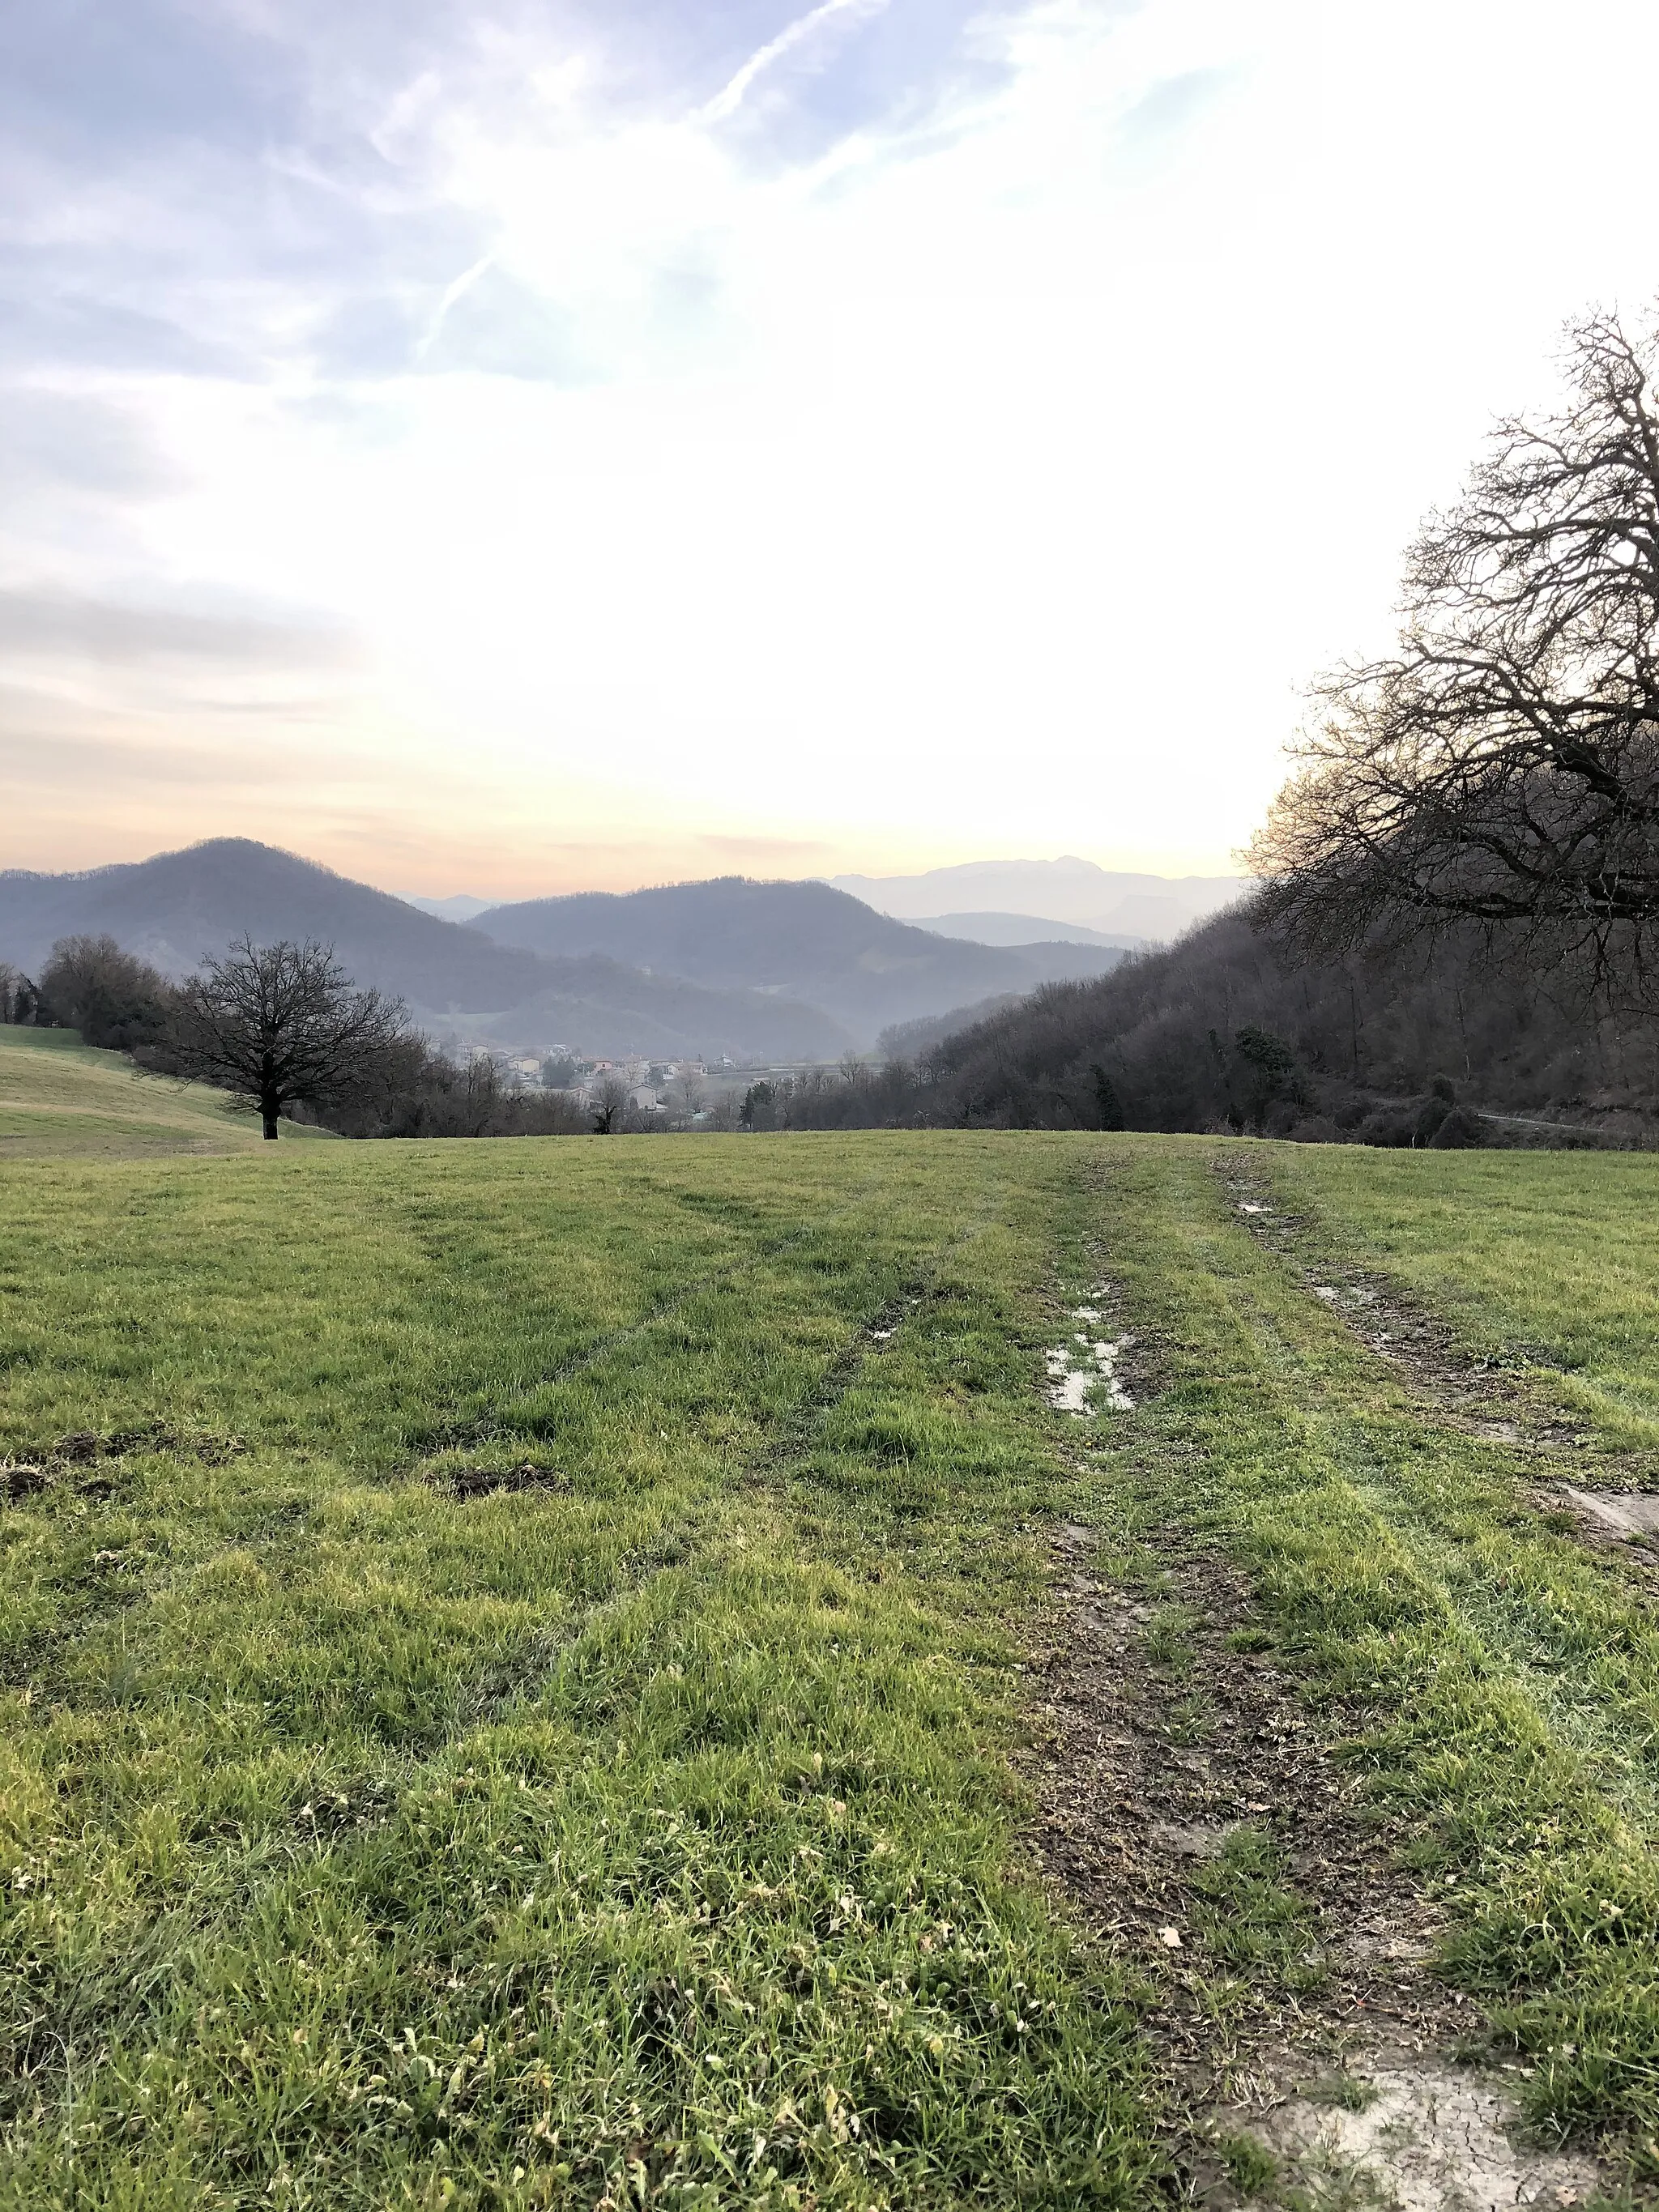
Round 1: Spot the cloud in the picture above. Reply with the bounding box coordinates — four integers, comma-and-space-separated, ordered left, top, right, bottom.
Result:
416, 250, 497, 355
0, 279, 256, 378
11, 0, 1659, 892
1115, 63, 1235, 147
0, 590, 359, 672
0, 711, 291, 792
700, 0, 892, 121
0, 390, 183, 501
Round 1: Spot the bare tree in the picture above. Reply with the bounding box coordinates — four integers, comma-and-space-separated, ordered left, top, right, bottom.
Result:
168, 936, 411, 1138
591, 1075, 629, 1134
675, 1068, 706, 1121
0, 963, 31, 1024
1252, 306, 1659, 1004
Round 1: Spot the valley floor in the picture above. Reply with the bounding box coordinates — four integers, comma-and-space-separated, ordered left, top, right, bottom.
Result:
3, 1123, 1659, 2208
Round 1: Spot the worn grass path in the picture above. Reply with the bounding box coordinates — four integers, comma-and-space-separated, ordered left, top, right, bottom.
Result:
8, 1129, 1659, 2206
1077, 1140, 1659, 2187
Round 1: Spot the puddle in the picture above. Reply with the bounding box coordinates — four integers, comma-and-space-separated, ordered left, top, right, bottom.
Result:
1045, 1350, 1097, 1413
1045, 1283, 1137, 1415
1247, 2056, 1601, 2212
1046, 1328, 1135, 1415
1562, 1486, 1659, 1536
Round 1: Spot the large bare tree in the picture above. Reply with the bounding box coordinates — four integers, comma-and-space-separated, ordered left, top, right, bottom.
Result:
1252, 308, 1659, 1003
168, 936, 411, 1137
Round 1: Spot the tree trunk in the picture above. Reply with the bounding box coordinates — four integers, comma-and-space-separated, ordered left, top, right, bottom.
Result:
262, 1095, 279, 1140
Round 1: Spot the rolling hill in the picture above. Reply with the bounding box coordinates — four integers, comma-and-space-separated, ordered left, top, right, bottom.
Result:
470, 877, 1128, 1039
0, 1024, 339, 1158
0, 841, 851, 1060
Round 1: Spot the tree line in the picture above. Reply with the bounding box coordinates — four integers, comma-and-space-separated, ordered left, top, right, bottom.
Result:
3, 933, 597, 1137
766, 907, 1653, 1144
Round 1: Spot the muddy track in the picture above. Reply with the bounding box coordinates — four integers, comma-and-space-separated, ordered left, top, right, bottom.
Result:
1216, 1157, 1659, 1569
1026, 1513, 1610, 2208
1027, 1524, 1444, 2026
1024, 1220, 1618, 2208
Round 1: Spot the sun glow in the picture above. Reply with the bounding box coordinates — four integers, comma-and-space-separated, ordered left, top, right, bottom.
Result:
8, 0, 1659, 895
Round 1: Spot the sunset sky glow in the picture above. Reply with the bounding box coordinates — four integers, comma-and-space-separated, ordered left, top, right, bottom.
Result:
7, 0, 1659, 899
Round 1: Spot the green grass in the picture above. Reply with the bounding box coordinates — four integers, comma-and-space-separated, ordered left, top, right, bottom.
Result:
1213, 2130, 1277, 2198
1191, 1828, 1324, 1991
11, 1119, 1659, 2202
0, 1028, 335, 1159
1089, 1141, 1659, 2169
0, 1136, 1157, 2210
1272, 1144, 1659, 1451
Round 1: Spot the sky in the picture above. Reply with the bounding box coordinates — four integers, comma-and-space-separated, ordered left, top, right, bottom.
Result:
6, 0, 1659, 900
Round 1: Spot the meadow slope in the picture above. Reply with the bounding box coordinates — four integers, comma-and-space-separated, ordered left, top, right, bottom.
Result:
0, 1029, 335, 1160
5, 1120, 1659, 2206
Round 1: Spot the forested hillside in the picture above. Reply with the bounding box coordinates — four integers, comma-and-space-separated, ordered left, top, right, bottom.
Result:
471, 876, 1127, 1037
770, 910, 1659, 1145
923, 912, 1659, 1144
0, 842, 851, 1059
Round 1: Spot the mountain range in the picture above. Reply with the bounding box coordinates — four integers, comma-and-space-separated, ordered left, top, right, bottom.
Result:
913, 912, 1136, 949
0, 841, 1133, 1059
0, 842, 839, 1059
831, 858, 1247, 942
468, 878, 1127, 1038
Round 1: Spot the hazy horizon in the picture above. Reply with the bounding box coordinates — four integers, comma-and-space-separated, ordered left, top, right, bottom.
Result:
8, 0, 1659, 893
4, 833, 1245, 931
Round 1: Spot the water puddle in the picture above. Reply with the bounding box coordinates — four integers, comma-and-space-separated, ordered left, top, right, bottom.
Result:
1562, 1486, 1659, 1537
1045, 1287, 1135, 1415
1243, 2056, 1602, 2212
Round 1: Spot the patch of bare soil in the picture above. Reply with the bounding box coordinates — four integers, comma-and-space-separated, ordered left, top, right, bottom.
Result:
1, 1421, 244, 1502
1248, 2061, 1603, 2212
1025, 1519, 1608, 2209
443, 1463, 572, 1502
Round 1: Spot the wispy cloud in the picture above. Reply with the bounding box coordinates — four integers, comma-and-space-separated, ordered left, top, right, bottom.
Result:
415, 250, 497, 360
699, 0, 892, 122
0, 589, 358, 671
10, 1, 1659, 892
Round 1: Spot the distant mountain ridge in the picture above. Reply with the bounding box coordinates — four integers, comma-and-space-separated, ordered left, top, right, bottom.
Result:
470, 876, 1128, 1039
402, 893, 493, 923
0, 841, 850, 1060
2, 843, 1141, 1059
914, 912, 1141, 950
831, 859, 1247, 942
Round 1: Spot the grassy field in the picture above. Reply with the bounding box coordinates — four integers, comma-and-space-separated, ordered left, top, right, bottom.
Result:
7, 1085, 1659, 2207
0, 1028, 335, 1159
1, 1131, 1156, 2210
1276, 1145, 1659, 1451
